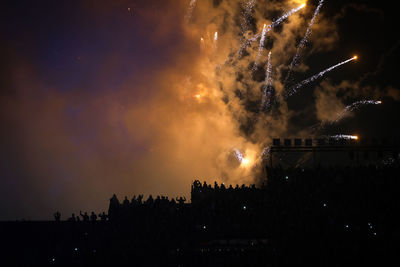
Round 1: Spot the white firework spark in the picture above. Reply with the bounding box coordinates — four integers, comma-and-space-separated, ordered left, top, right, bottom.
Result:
214, 31, 218, 49
284, 0, 325, 84
286, 56, 357, 97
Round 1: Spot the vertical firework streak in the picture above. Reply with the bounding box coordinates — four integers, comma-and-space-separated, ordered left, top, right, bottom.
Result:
285, 56, 357, 97
260, 52, 273, 111
253, 24, 268, 70
284, 0, 325, 85
185, 0, 197, 22
214, 32, 218, 50
239, 3, 306, 57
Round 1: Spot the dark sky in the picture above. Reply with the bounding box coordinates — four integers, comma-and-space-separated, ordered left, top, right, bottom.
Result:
1, 0, 399, 220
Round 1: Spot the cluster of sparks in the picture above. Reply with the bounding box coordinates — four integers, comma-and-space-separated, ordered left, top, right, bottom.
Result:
234, 149, 250, 167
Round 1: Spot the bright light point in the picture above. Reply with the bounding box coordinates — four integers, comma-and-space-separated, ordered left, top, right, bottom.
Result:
300, 3, 306, 9
354, 135, 359, 140
353, 55, 358, 60
194, 94, 201, 99
241, 158, 250, 166
377, 100, 382, 104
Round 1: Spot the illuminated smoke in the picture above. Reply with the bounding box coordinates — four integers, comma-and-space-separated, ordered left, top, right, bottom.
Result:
286, 56, 357, 97
284, 0, 325, 85
238, 3, 306, 57
185, 0, 197, 22
260, 51, 273, 111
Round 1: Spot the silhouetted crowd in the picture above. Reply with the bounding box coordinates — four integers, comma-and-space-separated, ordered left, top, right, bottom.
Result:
3, 163, 400, 266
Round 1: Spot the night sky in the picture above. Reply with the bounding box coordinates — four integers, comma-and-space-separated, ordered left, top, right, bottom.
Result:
1, 0, 399, 220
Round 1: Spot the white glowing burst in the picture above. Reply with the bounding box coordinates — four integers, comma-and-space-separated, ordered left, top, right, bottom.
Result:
286, 57, 356, 97
284, 0, 324, 84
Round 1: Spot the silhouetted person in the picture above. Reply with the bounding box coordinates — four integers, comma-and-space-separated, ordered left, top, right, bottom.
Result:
68, 213, 76, 222
53, 211, 61, 222
99, 212, 108, 221
90, 212, 97, 221
80, 211, 89, 222
176, 197, 186, 205
108, 194, 120, 221
123, 196, 130, 208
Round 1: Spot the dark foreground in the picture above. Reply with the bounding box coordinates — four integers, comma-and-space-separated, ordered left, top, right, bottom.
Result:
2, 165, 400, 266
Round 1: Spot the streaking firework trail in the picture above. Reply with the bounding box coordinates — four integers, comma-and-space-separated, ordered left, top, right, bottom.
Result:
260, 52, 273, 111
253, 24, 268, 70
329, 134, 358, 140
238, 3, 306, 57
214, 32, 218, 49
333, 100, 382, 122
284, 0, 324, 85
285, 56, 357, 97
185, 0, 197, 22
345, 100, 382, 112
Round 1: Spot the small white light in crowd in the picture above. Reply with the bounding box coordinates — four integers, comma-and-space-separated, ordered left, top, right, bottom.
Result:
243, 206, 247, 210
74, 248, 78, 251
52, 258, 55, 262
323, 203, 327, 207
368, 222, 371, 226
203, 225, 206, 229
345, 224, 349, 229
285, 176, 289, 180
373, 232, 377, 236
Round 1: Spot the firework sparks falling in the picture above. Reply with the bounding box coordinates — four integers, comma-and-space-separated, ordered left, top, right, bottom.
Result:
284, 0, 325, 85
260, 51, 273, 111
185, 0, 197, 22
286, 56, 357, 97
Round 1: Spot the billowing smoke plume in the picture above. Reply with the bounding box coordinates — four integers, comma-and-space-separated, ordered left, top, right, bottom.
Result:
1, 0, 398, 219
